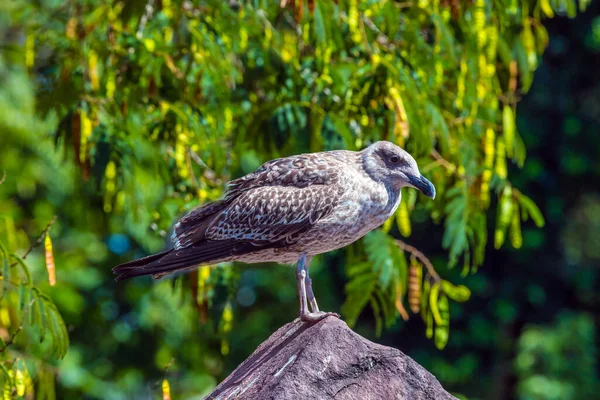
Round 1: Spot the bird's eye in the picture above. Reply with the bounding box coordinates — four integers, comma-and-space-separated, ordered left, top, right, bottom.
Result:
390, 155, 400, 164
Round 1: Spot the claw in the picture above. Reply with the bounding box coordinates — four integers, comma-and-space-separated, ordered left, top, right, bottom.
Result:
299, 311, 340, 323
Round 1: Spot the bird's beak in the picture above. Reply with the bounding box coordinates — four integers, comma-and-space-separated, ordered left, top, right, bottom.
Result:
407, 174, 436, 199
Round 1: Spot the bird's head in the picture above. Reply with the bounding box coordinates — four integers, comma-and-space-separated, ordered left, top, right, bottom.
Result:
361, 141, 436, 199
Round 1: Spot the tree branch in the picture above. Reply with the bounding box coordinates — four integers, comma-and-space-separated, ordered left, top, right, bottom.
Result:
10, 216, 57, 268
395, 239, 441, 282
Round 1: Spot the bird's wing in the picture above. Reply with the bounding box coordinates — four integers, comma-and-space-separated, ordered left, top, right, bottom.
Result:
115, 153, 352, 281
114, 184, 343, 281
171, 200, 228, 249
172, 153, 346, 248
172, 184, 342, 249
207, 184, 342, 243
225, 153, 341, 200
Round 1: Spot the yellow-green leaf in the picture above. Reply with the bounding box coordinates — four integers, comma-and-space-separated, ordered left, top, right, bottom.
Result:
503, 105, 515, 158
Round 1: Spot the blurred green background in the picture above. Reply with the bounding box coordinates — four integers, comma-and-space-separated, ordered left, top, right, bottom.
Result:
0, 0, 598, 399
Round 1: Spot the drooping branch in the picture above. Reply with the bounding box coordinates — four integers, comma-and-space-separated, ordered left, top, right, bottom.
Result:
10, 215, 57, 267
395, 239, 441, 282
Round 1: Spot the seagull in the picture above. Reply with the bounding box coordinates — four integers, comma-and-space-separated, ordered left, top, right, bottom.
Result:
113, 141, 435, 322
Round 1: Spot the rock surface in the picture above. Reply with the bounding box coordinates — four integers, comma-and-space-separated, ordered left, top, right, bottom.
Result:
205, 317, 457, 400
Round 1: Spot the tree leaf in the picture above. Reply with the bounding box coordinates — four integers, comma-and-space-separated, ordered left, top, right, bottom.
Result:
502, 105, 515, 158
517, 193, 545, 227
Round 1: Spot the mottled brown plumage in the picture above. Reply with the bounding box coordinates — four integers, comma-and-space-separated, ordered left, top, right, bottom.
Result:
113, 141, 435, 321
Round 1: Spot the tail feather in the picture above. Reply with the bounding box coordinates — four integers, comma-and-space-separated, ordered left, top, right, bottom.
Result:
113, 250, 174, 281
112, 240, 250, 281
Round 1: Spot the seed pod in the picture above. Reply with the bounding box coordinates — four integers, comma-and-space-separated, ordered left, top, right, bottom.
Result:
44, 235, 56, 286
397, 199, 411, 237
434, 294, 450, 350
426, 310, 433, 339
88, 50, 99, 91
495, 136, 507, 179
408, 261, 422, 313
494, 186, 514, 249
503, 105, 515, 158
510, 203, 523, 249
429, 282, 442, 325
442, 280, 471, 302
162, 379, 171, 400
395, 281, 409, 321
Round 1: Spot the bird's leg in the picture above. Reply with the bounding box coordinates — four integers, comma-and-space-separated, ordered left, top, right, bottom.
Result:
296, 254, 340, 322
296, 254, 310, 320
304, 262, 319, 313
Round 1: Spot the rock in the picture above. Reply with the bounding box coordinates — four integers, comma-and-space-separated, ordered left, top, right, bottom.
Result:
205, 317, 457, 400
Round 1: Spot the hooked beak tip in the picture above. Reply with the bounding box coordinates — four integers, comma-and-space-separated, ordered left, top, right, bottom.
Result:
408, 174, 436, 199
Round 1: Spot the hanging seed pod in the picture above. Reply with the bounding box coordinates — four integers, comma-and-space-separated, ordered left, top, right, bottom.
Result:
510, 203, 523, 249
502, 105, 515, 158
408, 260, 422, 313
429, 281, 442, 325
162, 379, 171, 400
434, 294, 450, 350
494, 186, 514, 249
396, 199, 411, 237
44, 234, 56, 286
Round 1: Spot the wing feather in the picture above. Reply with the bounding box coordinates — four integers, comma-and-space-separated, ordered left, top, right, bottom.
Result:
225, 153, 341, 200
206, 185, 340, 244
172, 155, 343, 249
114, 154, 346, 281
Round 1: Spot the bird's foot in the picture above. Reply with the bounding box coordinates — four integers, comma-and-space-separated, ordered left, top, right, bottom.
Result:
299, 311, 340, 323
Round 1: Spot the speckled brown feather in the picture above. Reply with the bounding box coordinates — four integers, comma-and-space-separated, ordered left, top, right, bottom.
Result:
114, 152, 350, 280
113, 142, 426, 281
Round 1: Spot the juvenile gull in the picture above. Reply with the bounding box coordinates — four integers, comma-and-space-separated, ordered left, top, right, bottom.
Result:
113, 141, 435, 322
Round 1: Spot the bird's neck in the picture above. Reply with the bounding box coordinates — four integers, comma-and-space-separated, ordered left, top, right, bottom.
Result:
385, 183, 402, 217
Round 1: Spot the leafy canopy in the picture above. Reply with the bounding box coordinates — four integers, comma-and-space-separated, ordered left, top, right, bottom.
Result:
0, 0, 588, 397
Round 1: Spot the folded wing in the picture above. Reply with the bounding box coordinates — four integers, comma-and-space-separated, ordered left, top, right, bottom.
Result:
113, 184, 341, 281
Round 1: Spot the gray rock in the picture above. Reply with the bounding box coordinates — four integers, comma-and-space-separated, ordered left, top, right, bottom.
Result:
205, 317, 457, 400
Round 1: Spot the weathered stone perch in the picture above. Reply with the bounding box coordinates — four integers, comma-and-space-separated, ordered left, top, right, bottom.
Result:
205, 317, 456, 400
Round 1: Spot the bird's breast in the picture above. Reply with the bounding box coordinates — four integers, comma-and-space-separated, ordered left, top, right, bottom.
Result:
295, 176, 400, 255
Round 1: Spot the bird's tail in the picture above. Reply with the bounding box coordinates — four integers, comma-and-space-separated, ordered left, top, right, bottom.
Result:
112, 250, 175, 281
113, 240, 243, 281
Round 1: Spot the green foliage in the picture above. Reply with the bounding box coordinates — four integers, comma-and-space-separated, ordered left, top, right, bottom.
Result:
343, 230, 407, 333
0, 217, 69, 398
515, 313, 598, 400
0, 0, 593, 397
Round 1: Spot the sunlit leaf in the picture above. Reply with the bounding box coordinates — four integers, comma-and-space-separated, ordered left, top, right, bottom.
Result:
44, 235, 56, 286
